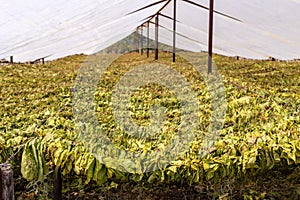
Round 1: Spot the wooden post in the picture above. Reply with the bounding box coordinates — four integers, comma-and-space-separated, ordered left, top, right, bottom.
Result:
0, 164, 14, 200
208, 0, 214, 74
9, 56, 13, 64
173, 0, 177, 62
147, 22, 150, 58
53, 167, 62, 200
41, 58, 45, 64
155, 15, 159, 60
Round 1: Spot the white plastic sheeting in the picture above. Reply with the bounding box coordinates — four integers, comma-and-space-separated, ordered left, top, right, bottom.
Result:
153, 0, 300, 60
1, 0, 300, 61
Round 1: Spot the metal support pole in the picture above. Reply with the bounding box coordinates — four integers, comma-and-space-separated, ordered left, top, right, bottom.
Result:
0, 164, 14, 200
9, 56, 13, 64
208, 0, 214, 74
41, 58, 45, 65
155, 15, 159, 60
147, 22, 150, 58
140, 26, 144, 55
136, 28, 139, 53
173, 0, 177, 62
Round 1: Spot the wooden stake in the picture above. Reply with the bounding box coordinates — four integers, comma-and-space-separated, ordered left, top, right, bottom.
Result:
53, 167, 62, 200
0, 164, 14, 200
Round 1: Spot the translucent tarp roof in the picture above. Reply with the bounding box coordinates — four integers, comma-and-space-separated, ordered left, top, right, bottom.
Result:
1, 0, 300, 61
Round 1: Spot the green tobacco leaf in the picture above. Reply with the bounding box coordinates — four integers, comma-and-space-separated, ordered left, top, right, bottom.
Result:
206, 171, 215, 180
93, 160, 107, 185
36, 142, 46, 181
85, 157, 95, 184
248, 157, 256, 166
21, 144, 37, 181
59, 149, 71, 168
168, 165, 177, 173
54, 146, 64, 162
147, 172, 157, 184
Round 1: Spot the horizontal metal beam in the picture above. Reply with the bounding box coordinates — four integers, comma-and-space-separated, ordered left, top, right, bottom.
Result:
140, 13, 181, 26
149, 21, 204, 45
181, 0, 242, 22
145, 0, 172, 24
126, 0, 168, 15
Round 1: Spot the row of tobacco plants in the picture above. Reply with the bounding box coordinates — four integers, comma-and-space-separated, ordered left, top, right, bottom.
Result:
0, 52, 299, 199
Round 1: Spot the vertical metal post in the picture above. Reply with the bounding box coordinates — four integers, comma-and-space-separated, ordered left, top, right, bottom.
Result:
147, 22, 150, 58
136, 27, 139, 53
9, 56, 13, 64
155, 15, 159, 60
41, 58, 45, 65
140, 26, 144, 55
208, 0, 214, 74
0, 164, 14, 200
173, 0, 177, 62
